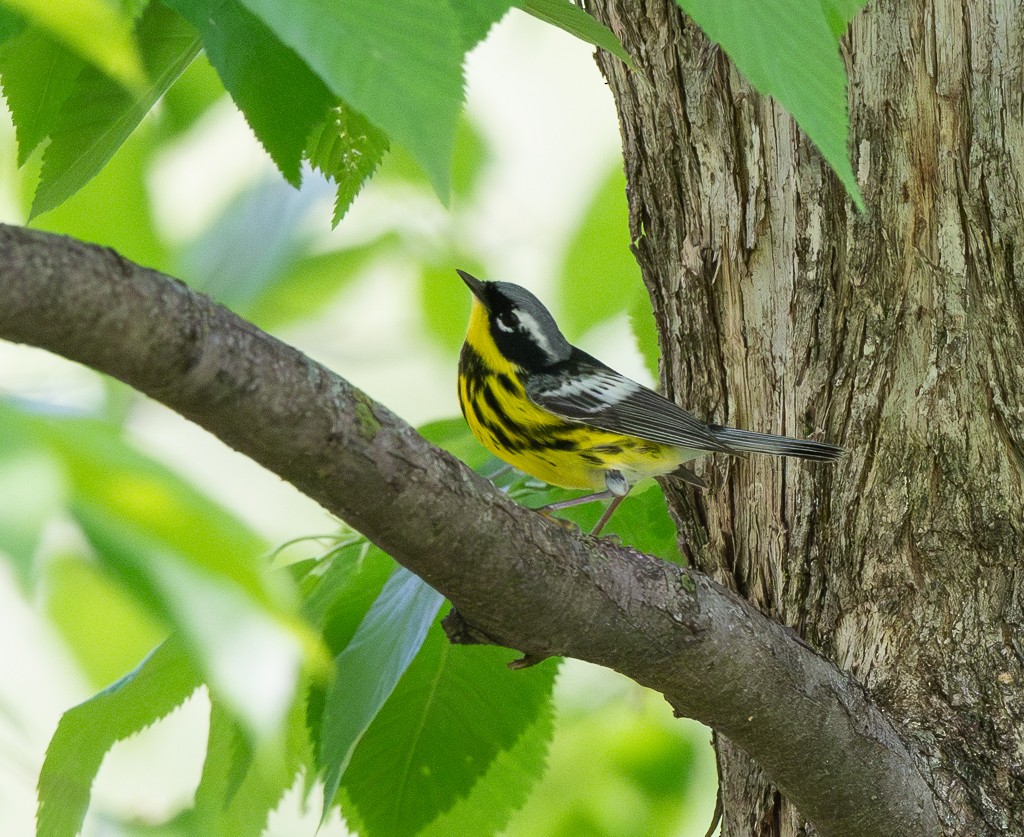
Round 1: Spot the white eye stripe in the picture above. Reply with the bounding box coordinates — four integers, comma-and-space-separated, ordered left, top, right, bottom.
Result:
515, 311, 558, 361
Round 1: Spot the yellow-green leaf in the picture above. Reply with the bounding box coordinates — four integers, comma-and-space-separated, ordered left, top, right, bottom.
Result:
0, 0, 146, 89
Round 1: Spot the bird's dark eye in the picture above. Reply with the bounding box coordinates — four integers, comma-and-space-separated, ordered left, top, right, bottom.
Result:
495, 311, 519, 332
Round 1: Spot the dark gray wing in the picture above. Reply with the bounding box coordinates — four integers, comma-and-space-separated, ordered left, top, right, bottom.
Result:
525, 351, 734, 453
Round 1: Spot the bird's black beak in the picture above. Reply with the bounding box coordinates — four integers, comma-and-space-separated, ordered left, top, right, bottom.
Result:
456, 269, 488, 305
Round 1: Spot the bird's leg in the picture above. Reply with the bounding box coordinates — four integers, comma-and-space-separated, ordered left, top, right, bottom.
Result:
535, 471, 630, 535
591, 470, 629, 536
534, 489, 613, 532
536, 489, 614, 513
591, 494, 626, 536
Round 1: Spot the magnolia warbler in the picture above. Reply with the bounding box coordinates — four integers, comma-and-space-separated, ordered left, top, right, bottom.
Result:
456, 270, 843, 534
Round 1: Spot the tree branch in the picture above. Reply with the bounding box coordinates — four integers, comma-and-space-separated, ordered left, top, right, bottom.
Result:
0, 225, 939, 835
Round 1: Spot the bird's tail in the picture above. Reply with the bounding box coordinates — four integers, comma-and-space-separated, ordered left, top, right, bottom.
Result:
711, 426, 844, 462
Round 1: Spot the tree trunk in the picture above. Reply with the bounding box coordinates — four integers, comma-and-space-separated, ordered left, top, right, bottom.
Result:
591, 0, 1024, 832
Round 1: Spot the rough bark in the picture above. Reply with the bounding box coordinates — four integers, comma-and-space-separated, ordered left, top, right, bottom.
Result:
590, 0, 1024, 833
0, 224, 939, 835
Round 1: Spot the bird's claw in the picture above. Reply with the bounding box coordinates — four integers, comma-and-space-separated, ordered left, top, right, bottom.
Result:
535, 509, 581, 532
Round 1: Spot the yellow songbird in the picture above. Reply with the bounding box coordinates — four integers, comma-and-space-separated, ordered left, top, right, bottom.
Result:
456, 270, 842, 533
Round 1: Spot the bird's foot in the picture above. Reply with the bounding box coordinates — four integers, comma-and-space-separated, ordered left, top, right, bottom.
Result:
535, 508, 581, 532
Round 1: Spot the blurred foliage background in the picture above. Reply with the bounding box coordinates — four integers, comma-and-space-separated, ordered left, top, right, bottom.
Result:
0, 9, 717, 836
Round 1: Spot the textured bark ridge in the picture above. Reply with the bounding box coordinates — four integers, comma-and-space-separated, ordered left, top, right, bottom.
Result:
591, 0, 1024, 833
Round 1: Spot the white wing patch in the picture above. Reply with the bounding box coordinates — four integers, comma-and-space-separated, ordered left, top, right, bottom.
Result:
545, 370, 640, 411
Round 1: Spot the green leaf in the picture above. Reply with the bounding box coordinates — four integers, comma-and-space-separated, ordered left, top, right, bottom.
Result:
44, 556, 166, 687
120, 0, 150, 19
449, 0, 516, 52
193, 701, 250, 832
243, 235, 393, 330
37, 636, 203, 837
503, 683, 712, 837
421, 262, 475, 355
28, 414, 308, 739
339, 619, 559, 836
193, 693, 314, 836
450, 117, 489, 198
298, 538, 396, 766
376, 116, 489, 200
0, 27, 84, 165
236, 0, 465, 200
306, 104, 390, 225
73, 500, 306, 740
319, 567, 444, 816
30, 2, 200, 218
675, 0, 864, 209
420, 705, 555, 837
178, 171, 396, 328
606, 481, 682, 564
301, 540, 396, 655
629, 284, 660, 380
0, 0, 146, 89
0, 5, 25, 41
821, 0, 869, 38
29, 118, 169, 271
157, 50, 224, 137
164, 0, 335, 187
0, 402, 65, 585
33, 416, 270, 598
559, 163, 641, 339
521, 0, 634, 68
177, 176, 323, 311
